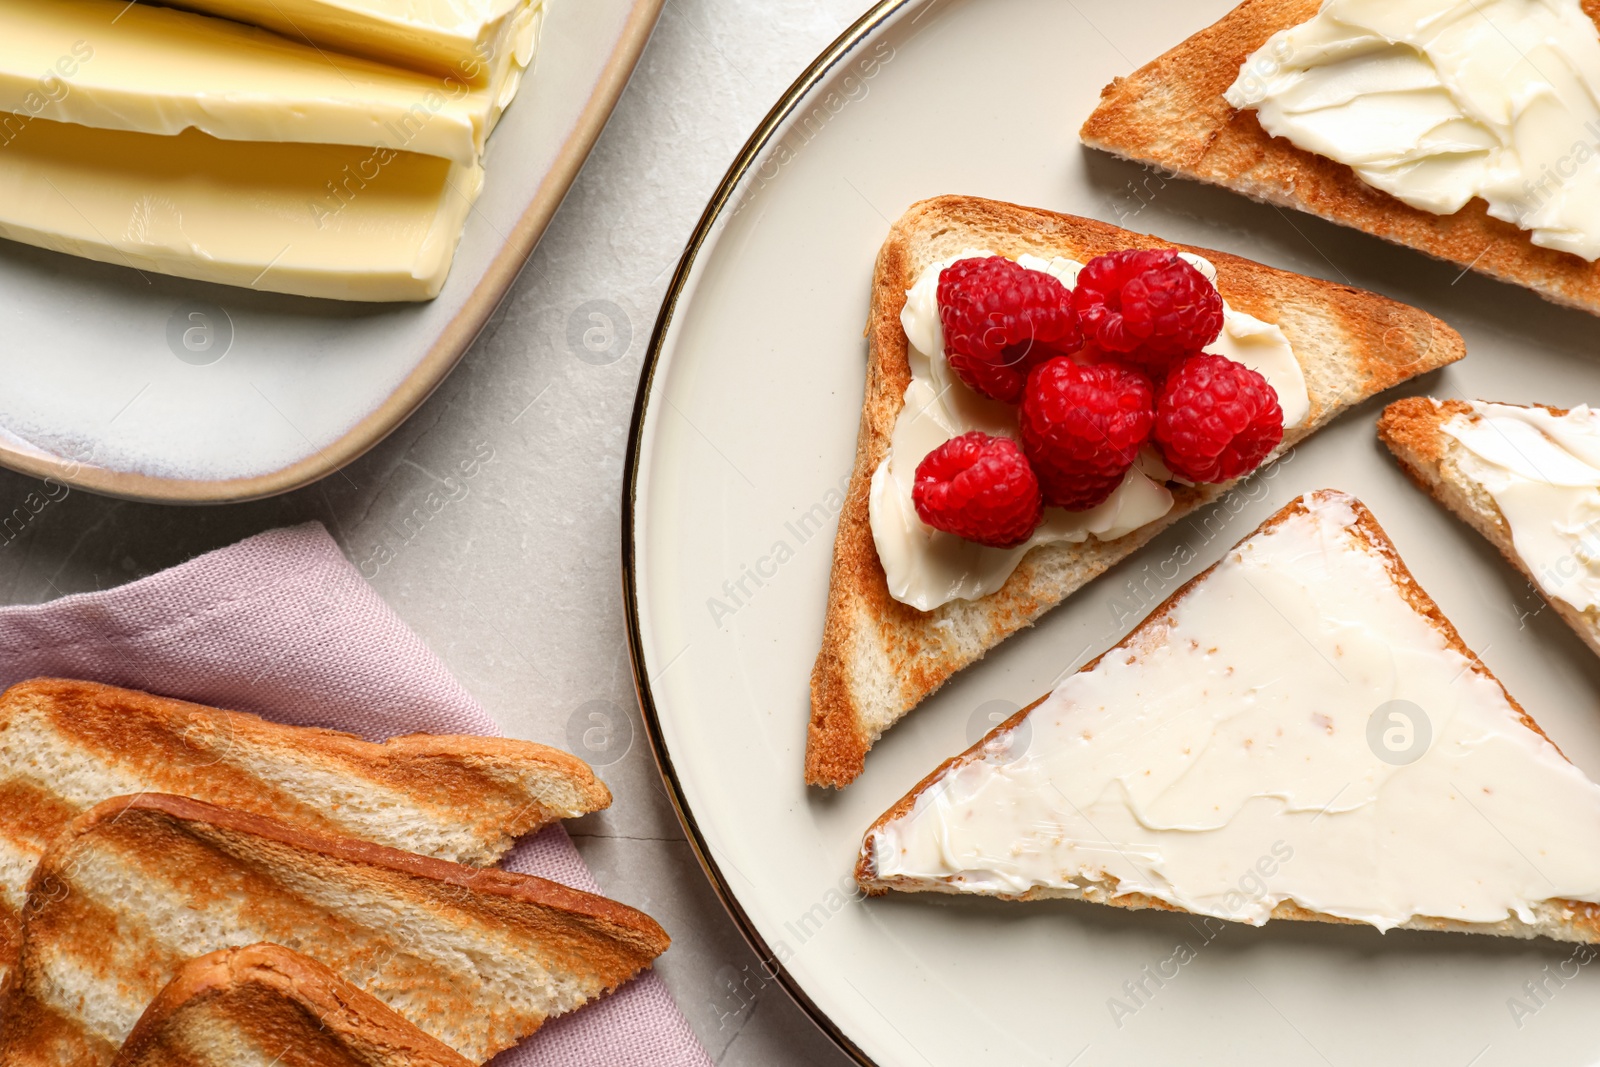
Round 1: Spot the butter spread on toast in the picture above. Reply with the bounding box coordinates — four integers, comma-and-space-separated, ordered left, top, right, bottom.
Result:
1227, 0, 1600, 260
862, 491, 1600, 936
1442, 401, 1600, 611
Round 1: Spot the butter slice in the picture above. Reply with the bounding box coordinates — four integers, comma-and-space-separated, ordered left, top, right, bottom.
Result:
0, 0, 512, 164
0, 119, 482, 302
164, 0, 542, 90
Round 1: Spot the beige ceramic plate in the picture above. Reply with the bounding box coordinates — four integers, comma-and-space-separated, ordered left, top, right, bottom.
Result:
0, 0, 662, 503
627, 1, 1600, 1064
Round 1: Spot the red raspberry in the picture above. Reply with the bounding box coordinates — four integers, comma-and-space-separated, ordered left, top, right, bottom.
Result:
1154, 353, 1284, 483
938, 256, 1082, 403
1019, 357, 1155, 511
912, 432, 1043, 548
1072, 249, 1223, 373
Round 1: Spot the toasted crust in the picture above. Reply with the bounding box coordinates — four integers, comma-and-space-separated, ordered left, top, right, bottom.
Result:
853, 490, 1600, 944
1378, 397, 1600, 660
805, 196, 1464, 788
1079, 0, 1600, 315
0, 678, 612, 988
0, 794, 670, 1066
113, 944, 472, 1067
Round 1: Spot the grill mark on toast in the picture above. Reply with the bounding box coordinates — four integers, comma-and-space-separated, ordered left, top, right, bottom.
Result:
160, 999, 370, 1067
0, 993, 116, 1067
2, 796, 669, 1066
0, 677, 611, 992
112, 945, 474, 1067
2, 705, 346, 857
7, 680, 597, 849
0, 779, 91, 863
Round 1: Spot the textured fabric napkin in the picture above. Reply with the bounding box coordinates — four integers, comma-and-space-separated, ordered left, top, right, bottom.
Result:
0, 523, 712, 1067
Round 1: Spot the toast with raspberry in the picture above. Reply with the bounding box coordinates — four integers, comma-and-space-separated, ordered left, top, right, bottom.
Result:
1378, 397, 1600, 659
112, 945, 472, 1067
855, 490, 1600, 946
1079, 0, 1600, 316
806, 196, 1462, 788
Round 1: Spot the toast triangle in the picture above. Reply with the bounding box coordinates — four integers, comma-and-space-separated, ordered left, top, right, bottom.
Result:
0, 794, 669, 1066
1078, 0, 1600, 315
1378, 397, 1600, 659
856, 490, 1600, 944
0, 678, 612, 991
806, 196, 1463, 788
111, 944, 472, 1067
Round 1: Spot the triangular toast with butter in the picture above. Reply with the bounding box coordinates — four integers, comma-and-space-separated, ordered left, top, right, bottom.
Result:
858, 490, 1600, 944
1079, 0, 1600, 315
806, 196, 1462, 788
0, 795, 669, 1066
1379, 397, 1600, 660
112, 944, 472, 1067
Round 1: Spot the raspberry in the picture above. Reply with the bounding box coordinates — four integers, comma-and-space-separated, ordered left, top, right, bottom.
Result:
938, 256, 1082, 402
1072, 249, 1223, 372
1019, 357, 1155, 511
1154, 353, 1284, 483
912, 432, 1043, 548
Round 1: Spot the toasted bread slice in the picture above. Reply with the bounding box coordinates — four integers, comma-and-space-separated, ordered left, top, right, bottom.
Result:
1378, 397, 1600, 658
1079, 0, 1600, 315
0, 794, 669, 1066
0, 678, 611, 989
856, 490, 1600, 944
806, 196, 1463, 788
112, 944, 472, 1067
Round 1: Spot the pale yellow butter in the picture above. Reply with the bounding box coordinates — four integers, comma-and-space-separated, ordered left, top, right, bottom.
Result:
0, 0, 515, 164
0, 119, 483, 302
163, 0, 542, 90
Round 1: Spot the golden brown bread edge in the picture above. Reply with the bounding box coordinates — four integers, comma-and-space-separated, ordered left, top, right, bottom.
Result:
1378, 397, 1600, 662
112, 944, 473, 1067
854, 490, 1600, 943
1079, 0, 1600, 316
0, 677, 613, 852
0, 793, 671, 1065
805, 195, 1464, 789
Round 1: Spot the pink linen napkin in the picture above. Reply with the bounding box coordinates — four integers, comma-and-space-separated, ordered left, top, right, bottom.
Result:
0, 522, 713, 1067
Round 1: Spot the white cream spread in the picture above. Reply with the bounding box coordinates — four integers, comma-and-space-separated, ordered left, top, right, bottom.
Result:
1443, 400, 1600, 612
1226, 0, 1600, 260
866, 491, 1600, 929
870, 250, 1310, 612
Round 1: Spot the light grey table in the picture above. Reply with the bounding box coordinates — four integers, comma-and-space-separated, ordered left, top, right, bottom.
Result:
0, 3, 869, 1062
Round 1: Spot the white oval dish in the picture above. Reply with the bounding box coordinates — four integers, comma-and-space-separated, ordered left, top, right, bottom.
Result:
0, 0, 662, 503
625, 1, 1600, 1065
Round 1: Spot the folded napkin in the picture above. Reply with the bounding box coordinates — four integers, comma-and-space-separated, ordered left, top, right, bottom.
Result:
0, 523, 712, 1067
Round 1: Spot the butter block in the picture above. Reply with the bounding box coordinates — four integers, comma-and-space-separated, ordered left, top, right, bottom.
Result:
0, 118, 483, 302
164, 0, 543, 90
0, 0, 525, 164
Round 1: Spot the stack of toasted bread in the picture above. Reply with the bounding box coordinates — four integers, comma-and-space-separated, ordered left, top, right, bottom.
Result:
0, 678, 669, 1066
